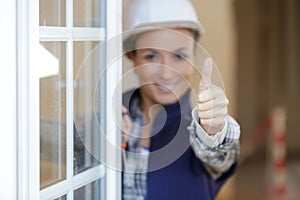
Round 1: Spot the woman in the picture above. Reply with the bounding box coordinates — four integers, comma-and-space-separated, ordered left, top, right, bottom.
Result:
121, 0, 240, 199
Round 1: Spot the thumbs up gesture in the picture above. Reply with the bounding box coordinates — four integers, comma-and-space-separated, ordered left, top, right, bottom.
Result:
198, 58, 229, 135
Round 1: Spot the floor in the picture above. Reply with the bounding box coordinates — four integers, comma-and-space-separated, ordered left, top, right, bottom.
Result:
230, 158, 300, 200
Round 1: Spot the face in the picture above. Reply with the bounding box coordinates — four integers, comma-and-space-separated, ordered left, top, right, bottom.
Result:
130, 28, 195, 106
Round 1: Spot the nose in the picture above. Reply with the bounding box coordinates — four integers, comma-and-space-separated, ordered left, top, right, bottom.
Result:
159, 56, 174, 80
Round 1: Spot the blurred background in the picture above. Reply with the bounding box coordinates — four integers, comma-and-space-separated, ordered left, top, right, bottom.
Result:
189, 0, 300, 199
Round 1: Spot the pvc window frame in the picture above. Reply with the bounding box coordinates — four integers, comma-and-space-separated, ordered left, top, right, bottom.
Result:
16, 0, 122, 199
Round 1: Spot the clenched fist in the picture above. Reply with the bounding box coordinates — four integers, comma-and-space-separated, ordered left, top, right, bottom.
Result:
198, 58, 229, 135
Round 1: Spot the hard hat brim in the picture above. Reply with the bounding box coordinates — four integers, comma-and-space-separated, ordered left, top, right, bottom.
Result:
122, 21, 205, 42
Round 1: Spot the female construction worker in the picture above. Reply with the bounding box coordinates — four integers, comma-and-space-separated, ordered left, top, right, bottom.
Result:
121, 0, 240, 199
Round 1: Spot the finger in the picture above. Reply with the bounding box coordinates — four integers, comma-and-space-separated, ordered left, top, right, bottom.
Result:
122, 105, 128, 115
198, 85, 225, 103
198, 106, 228, 119
200, 116, 226, 132
122, 113, 132, 128
121, 116, 132, 144
199, 57, 213, 91
200, 116, 226, 126
122, 114, 132, 130
198, 96, 229, 111
121, 105, 132, 134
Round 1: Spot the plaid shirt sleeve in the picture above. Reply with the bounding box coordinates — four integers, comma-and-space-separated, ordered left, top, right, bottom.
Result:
188, 107, 240, 180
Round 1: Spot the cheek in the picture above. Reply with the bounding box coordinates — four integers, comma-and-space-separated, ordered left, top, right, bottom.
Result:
178, 64, 194, 81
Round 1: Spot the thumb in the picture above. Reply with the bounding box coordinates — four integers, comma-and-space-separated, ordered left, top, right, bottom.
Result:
199, 57, 213, 90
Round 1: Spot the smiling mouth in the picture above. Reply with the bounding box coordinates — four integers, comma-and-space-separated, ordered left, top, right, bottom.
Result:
154, 83, 173, 93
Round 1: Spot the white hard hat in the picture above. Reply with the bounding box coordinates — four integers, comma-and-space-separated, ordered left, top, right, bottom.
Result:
123, 0, 204, 42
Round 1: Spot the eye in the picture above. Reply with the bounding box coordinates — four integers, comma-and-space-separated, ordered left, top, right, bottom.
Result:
175, 53, 187, 60
144, 54, 157, 61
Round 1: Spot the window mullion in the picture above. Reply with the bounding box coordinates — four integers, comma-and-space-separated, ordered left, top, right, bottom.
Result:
72, 165, 105, 190
66, 37, 74, 200
40, 180, 69, 200
66, 0, 74, 199
39, 27, 106, 41
40, 165, 105, 199
66, 0, 74, 200
66, 0, 73, 28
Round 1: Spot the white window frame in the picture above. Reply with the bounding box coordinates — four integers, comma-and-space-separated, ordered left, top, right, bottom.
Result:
15, 0, 122, 199
17, 0, 40, 198
0, 0, 17, 199
105, 0, 123, 199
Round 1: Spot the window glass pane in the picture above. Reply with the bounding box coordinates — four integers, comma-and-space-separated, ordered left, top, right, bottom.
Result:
73, 42, 102, 174
40, 0, 66, 26
74, 0, 101, 27
55, 195, 67, 200
74, 179, 102, 200
40, 42, 67, 189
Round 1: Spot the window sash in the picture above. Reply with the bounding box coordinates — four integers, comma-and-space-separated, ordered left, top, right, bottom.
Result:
17, 0, 122, 198
39, 15, 106, 200
40, 165, 105, 200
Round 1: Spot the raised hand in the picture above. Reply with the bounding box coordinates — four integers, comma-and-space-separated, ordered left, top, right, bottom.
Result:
198, 58, 229, 135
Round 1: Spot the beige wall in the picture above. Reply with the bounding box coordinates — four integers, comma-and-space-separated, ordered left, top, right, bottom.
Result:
236, 0, 300, 154
191, 0, 238, 116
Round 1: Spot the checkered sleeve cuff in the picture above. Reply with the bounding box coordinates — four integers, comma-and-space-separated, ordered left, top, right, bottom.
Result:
188, 107, 241, 179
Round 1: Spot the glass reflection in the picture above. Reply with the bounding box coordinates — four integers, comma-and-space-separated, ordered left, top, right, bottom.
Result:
73, 42, 102, 174
40, 0, 66, 26
74, 179, 102, 200
74, 0, 101, 27
40, 42, 67, 189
